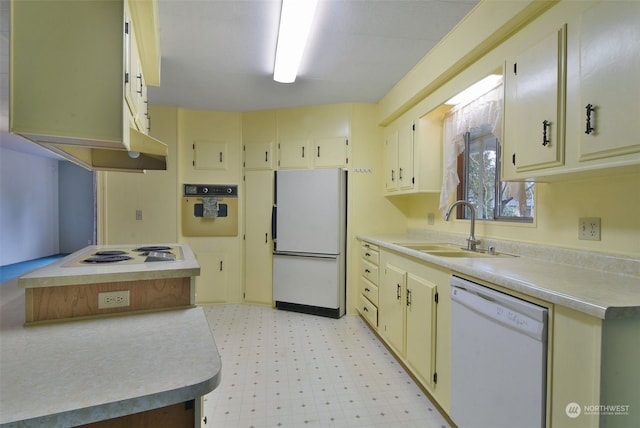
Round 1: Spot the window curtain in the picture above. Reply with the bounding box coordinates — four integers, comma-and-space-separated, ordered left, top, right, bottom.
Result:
439, 79, 504, 214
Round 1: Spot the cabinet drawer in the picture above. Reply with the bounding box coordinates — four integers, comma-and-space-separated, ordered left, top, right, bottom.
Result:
360, 245, 379, 265
361, 260, 379, 285
359, 294, 378, 327
360, 277, 379, 307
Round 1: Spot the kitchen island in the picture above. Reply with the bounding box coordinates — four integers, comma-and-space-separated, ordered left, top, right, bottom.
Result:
1, 243, 221, 427
18, 243, 200, 324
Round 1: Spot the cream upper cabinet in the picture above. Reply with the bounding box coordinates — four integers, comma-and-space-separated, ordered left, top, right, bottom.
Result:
384, 120, 414, 192
313, 137, 349, 168
244, 142, 274, 170
124, 11, 149, 135
578, 1, 640, 162
277, 139, 311, 169
504, 25, 567, 175
383, 108, 443, 195
10, 0, 166, 172
276, 104, 351, 169
193, 141, 227, 170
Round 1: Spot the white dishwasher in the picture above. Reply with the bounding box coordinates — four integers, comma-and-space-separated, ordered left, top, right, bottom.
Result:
450, 276, 548, 428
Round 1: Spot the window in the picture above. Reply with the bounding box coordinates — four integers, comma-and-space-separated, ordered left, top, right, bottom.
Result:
457, 124, 534, 221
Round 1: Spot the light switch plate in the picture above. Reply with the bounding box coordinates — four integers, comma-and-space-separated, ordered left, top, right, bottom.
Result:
578, 217, 601, 241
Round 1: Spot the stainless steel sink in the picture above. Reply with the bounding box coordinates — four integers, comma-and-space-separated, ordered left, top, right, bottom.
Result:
395, 243, 516, 258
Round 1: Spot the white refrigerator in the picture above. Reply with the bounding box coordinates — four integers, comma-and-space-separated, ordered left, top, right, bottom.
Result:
272, 168, 347, 318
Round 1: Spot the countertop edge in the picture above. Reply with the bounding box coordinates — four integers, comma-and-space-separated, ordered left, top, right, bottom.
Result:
358, 235, 639, 320
2, 372, 222, 428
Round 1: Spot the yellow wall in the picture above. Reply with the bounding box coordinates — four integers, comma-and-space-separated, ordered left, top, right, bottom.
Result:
402, 172, 640, 257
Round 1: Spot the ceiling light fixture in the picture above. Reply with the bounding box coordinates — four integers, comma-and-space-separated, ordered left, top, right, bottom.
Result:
273, 0, 318, 83
445, 74, 503, 106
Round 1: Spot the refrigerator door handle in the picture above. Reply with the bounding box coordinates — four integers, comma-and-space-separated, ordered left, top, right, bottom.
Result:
271, 204, 277, 243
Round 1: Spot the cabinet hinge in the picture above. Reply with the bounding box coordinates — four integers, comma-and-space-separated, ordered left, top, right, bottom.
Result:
125, 22, 129, 35
434, 292, 439, 304
433, 372, 438, 384
513, 63, 518, 75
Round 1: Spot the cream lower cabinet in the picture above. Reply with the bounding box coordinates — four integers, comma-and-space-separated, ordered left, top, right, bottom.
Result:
244, 171, 274, 304
377, 250, 449, 407
194, 252, 227, 303
358, 241, 380, 327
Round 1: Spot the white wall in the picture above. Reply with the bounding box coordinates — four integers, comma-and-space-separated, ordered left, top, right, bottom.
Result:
0, 147, 59, 265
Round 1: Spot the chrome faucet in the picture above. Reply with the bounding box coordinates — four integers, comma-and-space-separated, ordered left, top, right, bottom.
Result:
444, 200, 480, 251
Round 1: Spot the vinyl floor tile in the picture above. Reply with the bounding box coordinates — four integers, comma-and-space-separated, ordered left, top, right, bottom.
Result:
202, 304, 451, 428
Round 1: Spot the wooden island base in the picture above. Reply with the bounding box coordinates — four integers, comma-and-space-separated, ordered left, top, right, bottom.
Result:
25, 277, 192, 324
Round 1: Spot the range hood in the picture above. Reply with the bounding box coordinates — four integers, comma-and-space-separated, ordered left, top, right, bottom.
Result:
19, 128, 168, 173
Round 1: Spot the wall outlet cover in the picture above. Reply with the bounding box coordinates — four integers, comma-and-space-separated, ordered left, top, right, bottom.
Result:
578, 217, 601, 241
98, 290, 130, 309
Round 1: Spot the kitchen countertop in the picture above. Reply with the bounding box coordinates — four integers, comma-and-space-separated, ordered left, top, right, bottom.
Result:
0, 275, 221, 427
359, 234, 640, 320
18, 243, 200, 288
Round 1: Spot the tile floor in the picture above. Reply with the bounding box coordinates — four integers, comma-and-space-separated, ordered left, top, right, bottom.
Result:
201, 304, 451, 428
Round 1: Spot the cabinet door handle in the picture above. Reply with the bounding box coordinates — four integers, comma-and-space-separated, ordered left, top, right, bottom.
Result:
364, 269, 370, 274
265, 151, 269, 162
391, 169, 395, 182
585, 104, 595, 135
365, 252, 371, 257
147, 115, 151, 132
364, 287, 370, 292
136, 74, 143, 95
301, 146, 305, 158
219, 261, 223, 271
219, 152, 223, 163
363, 306, 369, 312
406, 288, 412, 307
399, 167, 403, 181
265, 233, 268, 243
396, 284, 401, 300
542, 120, 551, 146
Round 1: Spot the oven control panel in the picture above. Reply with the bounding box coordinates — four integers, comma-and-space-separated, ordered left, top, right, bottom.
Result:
184, 184, 238, 197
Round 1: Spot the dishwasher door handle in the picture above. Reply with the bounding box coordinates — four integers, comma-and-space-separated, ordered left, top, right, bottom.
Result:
451, 286, 546, 341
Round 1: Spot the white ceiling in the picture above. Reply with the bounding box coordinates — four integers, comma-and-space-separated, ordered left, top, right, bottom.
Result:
0, 0, 479, 157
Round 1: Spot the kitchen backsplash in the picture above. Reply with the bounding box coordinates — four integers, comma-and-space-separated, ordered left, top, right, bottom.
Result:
407, 228, 640, 278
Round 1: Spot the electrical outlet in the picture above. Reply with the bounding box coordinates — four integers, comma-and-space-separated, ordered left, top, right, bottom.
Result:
136, 210, 143, 221
578, 217, 601, 241
98, 290, 130, 309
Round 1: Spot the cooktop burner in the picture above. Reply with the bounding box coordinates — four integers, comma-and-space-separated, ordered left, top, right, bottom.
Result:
94, 250, 129, 256
83, 255, 133, 263
134, 246, 172, 252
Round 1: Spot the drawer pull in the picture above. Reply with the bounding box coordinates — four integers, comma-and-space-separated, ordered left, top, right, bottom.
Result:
364, 269, 370, 274
406, 289, 412, 307
365, 252, 371, 257
363, 306, 369, 312
364, 288, 370, 292
396, 284, 401, 300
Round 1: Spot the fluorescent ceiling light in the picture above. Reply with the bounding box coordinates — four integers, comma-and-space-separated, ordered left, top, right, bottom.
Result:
273, 0, 318, 83
445, 74, 503, 106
